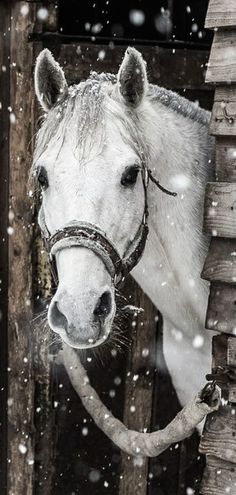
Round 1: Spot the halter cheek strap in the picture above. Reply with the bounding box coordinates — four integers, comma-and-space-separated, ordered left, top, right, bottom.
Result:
41, 166, 149, 286
40, 166, 175, 287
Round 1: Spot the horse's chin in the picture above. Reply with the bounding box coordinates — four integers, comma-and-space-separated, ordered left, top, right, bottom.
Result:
58, 324, 113, 350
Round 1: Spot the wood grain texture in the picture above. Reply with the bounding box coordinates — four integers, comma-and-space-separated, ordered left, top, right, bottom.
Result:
212, 333, 236, 370
211, 334, 236, 400
58, 43, 210, 91
119, 279, 158, 495
205, 282, 236, 334
202, 238, 236, 283
205, 0, 236, 29
203, 182, 236, 238
7, 3, 40, 495
200, 456, 236, 495
0, 2, 10, 491
206, 30, 236, 84
210, 86, 236, 136
199, 405, 236, 463
215, 137, 236, 181
210, 102, 236, 136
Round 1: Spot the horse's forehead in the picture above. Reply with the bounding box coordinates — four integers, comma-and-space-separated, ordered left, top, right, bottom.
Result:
41, 120, 136, 168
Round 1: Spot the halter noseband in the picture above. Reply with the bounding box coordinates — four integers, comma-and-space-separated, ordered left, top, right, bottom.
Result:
40, 166, 176, 287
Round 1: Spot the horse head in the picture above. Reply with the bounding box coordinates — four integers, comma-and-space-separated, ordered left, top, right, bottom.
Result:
33, 47, 150, 349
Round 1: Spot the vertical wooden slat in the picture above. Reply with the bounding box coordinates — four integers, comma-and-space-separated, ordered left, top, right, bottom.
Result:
0, 1, 10, 492
118, 279, 158, 495
7, 3, 39, 494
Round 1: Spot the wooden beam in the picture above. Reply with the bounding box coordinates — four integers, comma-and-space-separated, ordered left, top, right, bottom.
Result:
206, 30, 236, 83
58, 43, 210, 91
203, 182, 236, 238
0, 1, 10, 492
202, 238, 236, 283
215, 137, 236, 181
205, 0, 236, 29
205, 282, 236, 334
7, 3, 41, 494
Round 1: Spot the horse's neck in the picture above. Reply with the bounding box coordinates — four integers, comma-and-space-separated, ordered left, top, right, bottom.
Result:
133, 100, 214, 335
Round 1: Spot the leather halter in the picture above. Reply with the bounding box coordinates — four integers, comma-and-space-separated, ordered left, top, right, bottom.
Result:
41, 166, 149, 286
40, 166, 176, 287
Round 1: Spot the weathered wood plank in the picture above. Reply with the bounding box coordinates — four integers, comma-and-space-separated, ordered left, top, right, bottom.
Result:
203, 182, 236, 238
214, 85, 236, 101
118, 279, 158, 495
209, 86, 236, 136
205, 0, 236, 29
205, 282, 236, 334
215, 137, 236, 181
206, 30, 236, 84
58, 43, 210, 91
201, 238, 236, 283
210, 102, 236, 136
210, 334, 236, 400
200, 456, 236, 495
0, 1, 10, 492
7, 3, 39, 494
200, 405, 236, 463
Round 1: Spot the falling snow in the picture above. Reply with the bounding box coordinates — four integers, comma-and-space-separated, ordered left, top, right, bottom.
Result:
37, 7, 48, 21
20, 4, 29, 16
129, 9, 145, 27
18, 444, 27, 455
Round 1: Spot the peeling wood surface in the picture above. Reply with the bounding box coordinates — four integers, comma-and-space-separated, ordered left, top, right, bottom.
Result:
201, 238, 236, 283
203, 182, 236, 238
205, 0, 236, 29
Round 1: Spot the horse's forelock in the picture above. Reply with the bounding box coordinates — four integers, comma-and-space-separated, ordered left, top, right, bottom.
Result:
32, 74, 148, 172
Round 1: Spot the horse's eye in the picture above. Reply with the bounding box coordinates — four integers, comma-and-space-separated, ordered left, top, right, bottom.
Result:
37, 167, 49, 190
121, 166, 140, 187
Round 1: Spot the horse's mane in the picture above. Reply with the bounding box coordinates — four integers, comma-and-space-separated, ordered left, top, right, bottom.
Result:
88, 71, 210, 126
33, 71, 209, 170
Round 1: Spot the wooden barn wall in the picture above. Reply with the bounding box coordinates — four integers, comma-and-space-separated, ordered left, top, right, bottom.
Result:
0, 1, 10, 492
0, 3, 214, 494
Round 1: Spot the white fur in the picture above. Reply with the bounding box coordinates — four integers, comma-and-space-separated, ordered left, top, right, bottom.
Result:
34, 48, 215, 407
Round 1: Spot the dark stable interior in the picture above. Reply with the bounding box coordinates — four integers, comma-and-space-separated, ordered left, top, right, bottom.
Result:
59, 0, 213, 47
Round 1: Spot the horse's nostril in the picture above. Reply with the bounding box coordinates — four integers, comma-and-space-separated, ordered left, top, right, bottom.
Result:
51, 301, 68, 330
94, 290, 112, 319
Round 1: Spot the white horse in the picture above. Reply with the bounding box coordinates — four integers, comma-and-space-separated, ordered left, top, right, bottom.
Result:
33, 47, 215, 409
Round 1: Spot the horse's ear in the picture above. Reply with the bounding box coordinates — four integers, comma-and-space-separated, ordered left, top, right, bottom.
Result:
34, 49, 68, 112
117, 47, 148, 107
